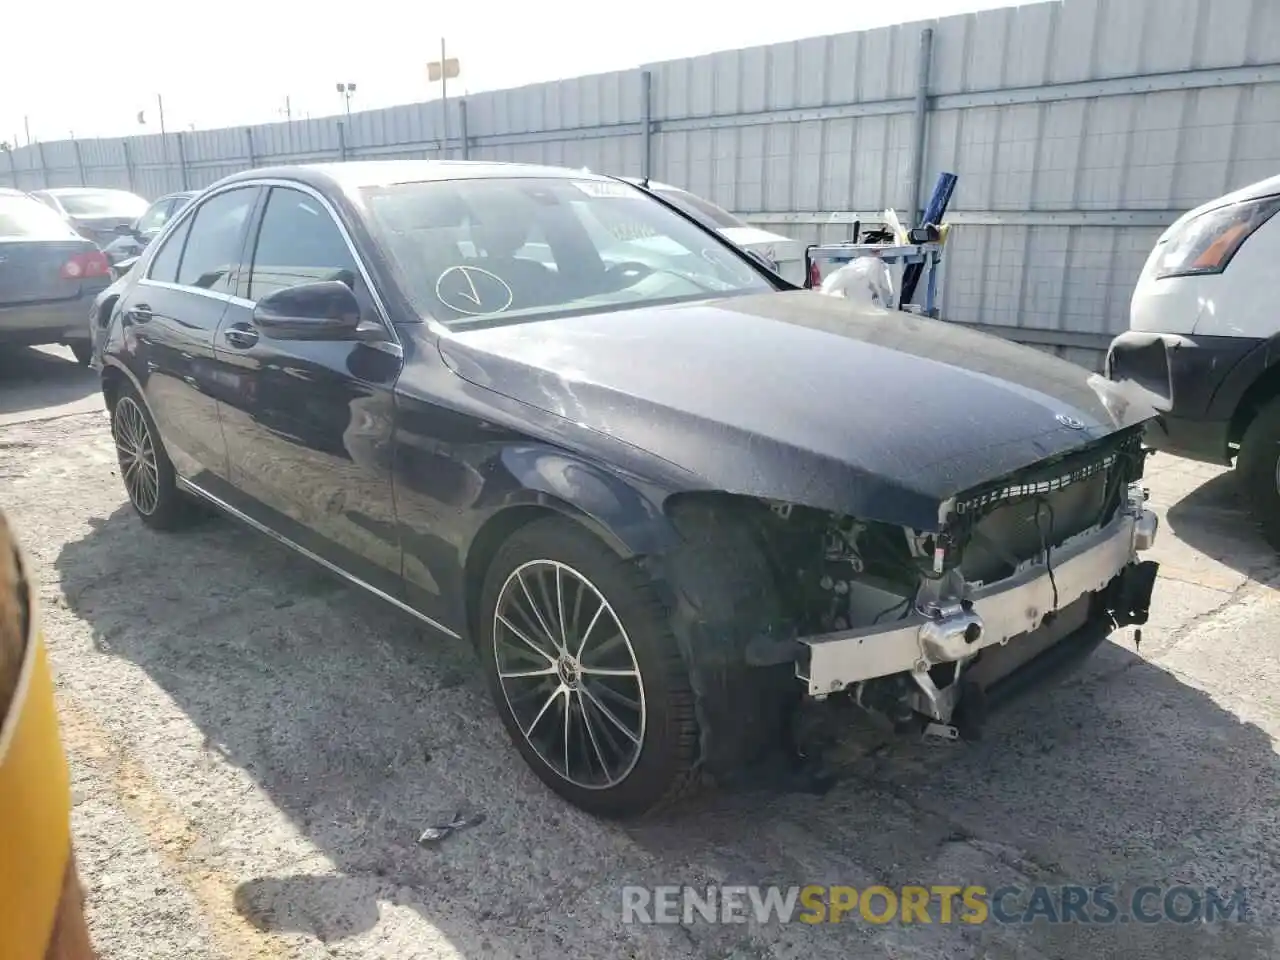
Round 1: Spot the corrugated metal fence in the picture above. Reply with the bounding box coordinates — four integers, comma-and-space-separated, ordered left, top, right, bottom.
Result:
4, 0, 1279, 369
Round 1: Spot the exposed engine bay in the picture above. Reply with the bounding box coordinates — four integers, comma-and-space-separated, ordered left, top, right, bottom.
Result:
744, 426, 1160, 747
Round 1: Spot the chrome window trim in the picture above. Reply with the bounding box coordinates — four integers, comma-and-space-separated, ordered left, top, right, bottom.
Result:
137, 277, 252, 309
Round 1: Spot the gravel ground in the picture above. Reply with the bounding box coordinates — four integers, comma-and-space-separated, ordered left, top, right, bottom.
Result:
3, 383, 1280, 959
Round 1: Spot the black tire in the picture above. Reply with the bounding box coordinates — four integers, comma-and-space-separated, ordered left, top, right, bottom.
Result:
68, 340, 93, 366
110, 382, 197, 531
1238, 395, 1280, 551
478, 517, 700, 819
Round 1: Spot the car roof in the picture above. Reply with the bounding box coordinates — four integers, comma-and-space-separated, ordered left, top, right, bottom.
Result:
41, 186, 140, 196
215, 159, 618, 195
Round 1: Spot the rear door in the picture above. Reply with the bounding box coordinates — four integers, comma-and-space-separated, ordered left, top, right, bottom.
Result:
212, 184, 404, 595
119, 185, 261, 483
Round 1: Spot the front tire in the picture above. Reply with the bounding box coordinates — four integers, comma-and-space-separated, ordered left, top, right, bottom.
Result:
478, 517, 700, 819
1238, 395, 1280, 552
110, 383, 196, 531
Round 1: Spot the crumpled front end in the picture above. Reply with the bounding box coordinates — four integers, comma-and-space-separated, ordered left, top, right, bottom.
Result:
790, 426, 1159, 740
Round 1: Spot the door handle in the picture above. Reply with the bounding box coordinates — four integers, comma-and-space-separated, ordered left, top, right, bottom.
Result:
128, 303, 153, 324
223, 323, 259, 349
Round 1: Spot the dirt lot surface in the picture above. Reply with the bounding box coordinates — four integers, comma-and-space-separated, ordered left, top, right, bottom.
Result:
3, 346, 1279, 959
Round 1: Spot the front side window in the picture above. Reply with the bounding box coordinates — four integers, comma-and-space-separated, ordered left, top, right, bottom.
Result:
175, 187, 258, 294
248, 188, 360, 301
361, 176, 774, 327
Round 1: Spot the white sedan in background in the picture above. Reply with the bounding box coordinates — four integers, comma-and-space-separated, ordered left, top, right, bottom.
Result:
623, 178, 807, 286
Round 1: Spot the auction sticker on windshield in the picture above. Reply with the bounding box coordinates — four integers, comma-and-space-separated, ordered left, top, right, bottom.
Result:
569, 180, 637, 199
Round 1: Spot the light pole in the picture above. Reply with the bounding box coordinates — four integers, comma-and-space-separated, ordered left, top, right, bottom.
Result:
427, 43, 460, 159
336, 82, 356, 119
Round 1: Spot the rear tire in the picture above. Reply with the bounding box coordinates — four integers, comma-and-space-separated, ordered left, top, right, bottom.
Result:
110, 382, 197, 531
68, 340, 92, 366
1237, 395, 1280, 552
478, 517, 700, 820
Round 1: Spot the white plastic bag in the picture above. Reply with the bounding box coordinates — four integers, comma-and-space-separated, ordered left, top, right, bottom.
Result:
818, 256, 895, 309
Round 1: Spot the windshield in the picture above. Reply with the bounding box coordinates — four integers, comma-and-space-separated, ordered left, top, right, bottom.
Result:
361, 176, 774, 327
0, 195, 80, 239
54, 190, 148, 218
654, 187, 748, 230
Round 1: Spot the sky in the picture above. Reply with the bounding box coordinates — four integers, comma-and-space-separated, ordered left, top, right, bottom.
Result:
3, 0, 1016, 146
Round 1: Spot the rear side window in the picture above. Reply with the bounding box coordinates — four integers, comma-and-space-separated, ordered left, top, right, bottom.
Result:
176, 187, 258, 294
135, 198, 175, 234
147, 216, 192, 283
247, 187, 359, 300
0, 196, 79, 239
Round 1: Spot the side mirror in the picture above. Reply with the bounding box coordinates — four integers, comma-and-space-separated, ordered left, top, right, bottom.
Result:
251, 280, 365, 341
114, 223, 136, 236
111, 256, 140, 279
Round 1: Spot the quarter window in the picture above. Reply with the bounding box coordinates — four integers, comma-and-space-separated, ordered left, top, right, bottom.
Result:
248, 188, 360, 301
176, 187, 257, 294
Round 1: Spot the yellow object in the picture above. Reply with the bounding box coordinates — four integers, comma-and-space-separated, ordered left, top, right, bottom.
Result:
0, 548, 72, 960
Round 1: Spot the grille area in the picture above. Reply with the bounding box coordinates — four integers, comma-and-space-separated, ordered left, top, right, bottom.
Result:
951, 428, 1143, 584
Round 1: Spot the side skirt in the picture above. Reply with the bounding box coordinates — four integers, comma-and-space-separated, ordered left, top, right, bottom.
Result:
175, 477, 462, 641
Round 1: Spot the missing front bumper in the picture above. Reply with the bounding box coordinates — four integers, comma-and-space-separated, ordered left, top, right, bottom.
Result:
795, 500, 1159, 721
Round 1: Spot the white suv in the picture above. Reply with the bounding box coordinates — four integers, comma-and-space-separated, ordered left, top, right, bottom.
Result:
1105, 173, 1280, 548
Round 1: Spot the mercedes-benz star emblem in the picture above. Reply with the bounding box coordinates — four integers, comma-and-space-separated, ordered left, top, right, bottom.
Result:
1055, 413, 1086, 430
434, 265, 514, 317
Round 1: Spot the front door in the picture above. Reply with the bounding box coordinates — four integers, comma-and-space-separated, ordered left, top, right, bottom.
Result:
119, 185, 261, 483
212, 185, 405, 597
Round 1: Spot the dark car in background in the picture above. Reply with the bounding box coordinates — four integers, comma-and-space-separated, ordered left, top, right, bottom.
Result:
94, 160, 1161, 819
101, 191, 198, 266
1, 189, 113, 364
30, 187, 149, 248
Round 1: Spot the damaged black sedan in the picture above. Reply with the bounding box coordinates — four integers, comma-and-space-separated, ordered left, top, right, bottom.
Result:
94, 160, 1161, 819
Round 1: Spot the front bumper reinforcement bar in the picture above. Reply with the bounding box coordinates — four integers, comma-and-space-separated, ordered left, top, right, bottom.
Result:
797, 493, 1159, 701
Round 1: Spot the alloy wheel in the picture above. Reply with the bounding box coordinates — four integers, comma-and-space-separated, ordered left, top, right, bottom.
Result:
113, 396, 160, 516
492, 559, 646, 790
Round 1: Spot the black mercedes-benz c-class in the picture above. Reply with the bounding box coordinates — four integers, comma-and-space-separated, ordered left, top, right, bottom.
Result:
93, 159, 1162, 818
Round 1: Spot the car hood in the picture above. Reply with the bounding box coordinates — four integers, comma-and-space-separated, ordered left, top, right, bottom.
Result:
438, 291, 1160, 530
